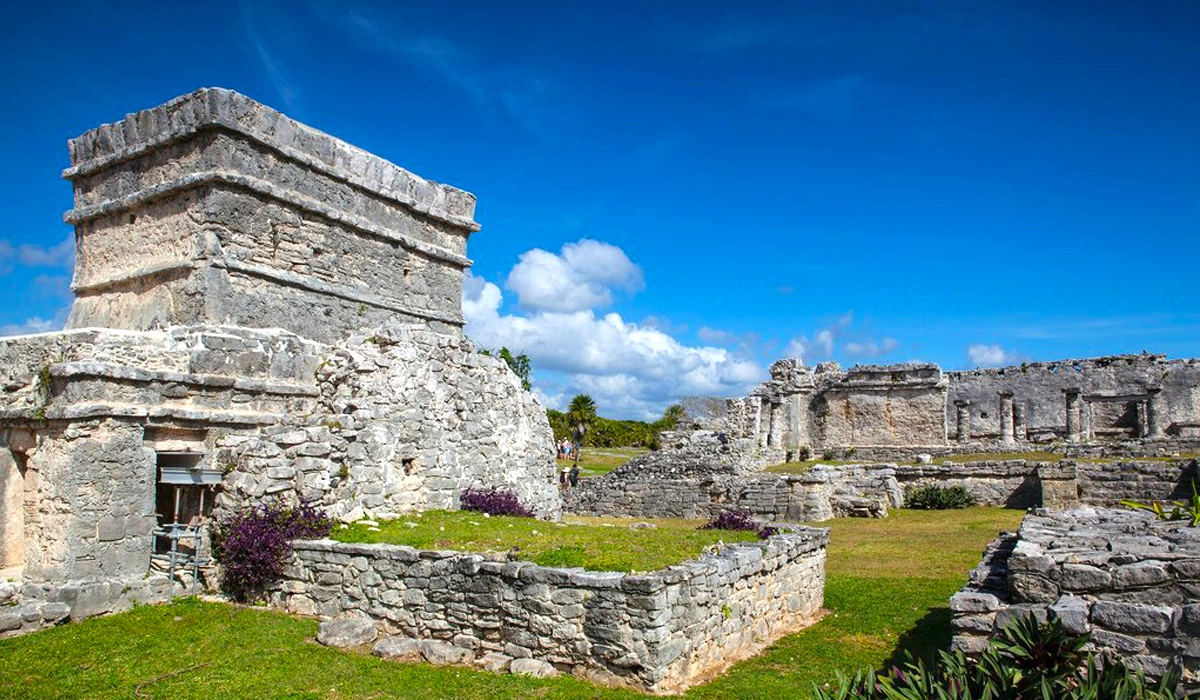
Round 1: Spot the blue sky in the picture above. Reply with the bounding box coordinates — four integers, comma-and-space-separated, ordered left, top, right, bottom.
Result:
1, 1, 1197, 418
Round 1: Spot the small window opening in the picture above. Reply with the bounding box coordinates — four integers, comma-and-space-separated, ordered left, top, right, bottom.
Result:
153, 452, 221, 590
402, 457, 416, 476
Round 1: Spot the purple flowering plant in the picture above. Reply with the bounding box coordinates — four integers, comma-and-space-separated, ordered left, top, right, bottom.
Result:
699, 508, 778, 540
459, 487, 535, 518
211, 500, 332, 602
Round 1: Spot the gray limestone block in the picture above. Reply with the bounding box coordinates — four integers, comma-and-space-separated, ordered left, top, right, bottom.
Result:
1179, 604, 1200, 636
1091, 601, 1174, 635
477, 651, 512, 673
1060, 564, 1112, 591
317, 610, 378, 648
1049, 595, 1091, 635
373, 636, 421, 660
419, 639, 474, 666
1009, 573, 1059, 604
950, 592, 1002, 613
1090, 628, 1147, 655
510, 657, 558, 678
1114, 562, 1170, 589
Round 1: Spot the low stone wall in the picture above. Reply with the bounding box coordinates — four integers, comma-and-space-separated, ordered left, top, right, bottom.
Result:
0, 575, 176, 638
893, 458, 1197, 509
951, 508, 1200, 686
274, 530, 828, 693
565, 466, 900, 521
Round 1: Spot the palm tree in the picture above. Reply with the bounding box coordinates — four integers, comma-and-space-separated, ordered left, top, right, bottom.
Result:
565, 394, 597, 465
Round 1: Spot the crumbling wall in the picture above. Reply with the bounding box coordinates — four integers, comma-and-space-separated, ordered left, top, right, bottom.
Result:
951, 508, 1200, 687
947, 355, 1200, 442
218, 325, 559, 520
275, 529, 828, 693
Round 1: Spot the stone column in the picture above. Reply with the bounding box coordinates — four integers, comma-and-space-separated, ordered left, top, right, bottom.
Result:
1146, 387, 1164, 439
954, 400, 971, 443
767, 401, 783, 447
1013, 403, 1028, 442
1064, 388, 1083, 444
999, 392, 1015, 445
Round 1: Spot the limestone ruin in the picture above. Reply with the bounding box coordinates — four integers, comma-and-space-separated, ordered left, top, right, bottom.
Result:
0, 88, 558, 632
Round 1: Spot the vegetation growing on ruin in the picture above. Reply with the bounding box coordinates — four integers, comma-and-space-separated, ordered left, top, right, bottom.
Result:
333, 510, 759, 572
0, 508, 1023, 700
903, 485, 976, 510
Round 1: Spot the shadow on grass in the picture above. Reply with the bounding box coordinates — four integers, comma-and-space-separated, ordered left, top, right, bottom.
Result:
883, 606, 952, 670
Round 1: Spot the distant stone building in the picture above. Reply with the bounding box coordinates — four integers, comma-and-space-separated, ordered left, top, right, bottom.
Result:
716, 355, 1200, 462
0, 89, 558, 634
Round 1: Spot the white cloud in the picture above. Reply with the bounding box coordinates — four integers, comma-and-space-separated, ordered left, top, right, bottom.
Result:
0, 306, 69, 337
464, 254, 762, 420
845, 337, 899, 358
0, 234, 74, 274
784, 312, 854, 362
967, 343, 1024, 368
505, 239, 643, 313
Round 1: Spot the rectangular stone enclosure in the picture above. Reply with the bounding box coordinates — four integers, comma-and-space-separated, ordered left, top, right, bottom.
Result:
273, 529, 829, 694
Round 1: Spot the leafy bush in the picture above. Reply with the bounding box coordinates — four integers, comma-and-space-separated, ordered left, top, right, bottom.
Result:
814, 614, 1181, 699
211, 500, 331, 602
460, 487, 534, 518
1123, 481, 1200, 526
904, 485, 976, 510
700, 508, 778, 540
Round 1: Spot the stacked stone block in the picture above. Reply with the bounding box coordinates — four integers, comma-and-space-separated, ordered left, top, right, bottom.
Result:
275, 528, 828, 693
952, 508, 1200, 687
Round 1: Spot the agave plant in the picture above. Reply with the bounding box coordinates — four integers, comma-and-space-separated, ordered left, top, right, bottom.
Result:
1122, 480, 1200, 527
813, 615, 1182, 700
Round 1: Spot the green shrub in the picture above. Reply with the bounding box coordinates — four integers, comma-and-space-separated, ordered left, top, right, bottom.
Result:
814, 615, 1181, 699
904, 485, 976, 510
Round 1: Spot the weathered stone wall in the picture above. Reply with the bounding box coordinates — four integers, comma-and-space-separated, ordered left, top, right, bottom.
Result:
811, 363, 948, 448
565, 456, 900, 522
894, 458, 1197, 509
947, 355, 1200, 442
951, 508, 1200, 687
63, 88, 478, 342
274, 529, 828, 693
217, 324, 559, 520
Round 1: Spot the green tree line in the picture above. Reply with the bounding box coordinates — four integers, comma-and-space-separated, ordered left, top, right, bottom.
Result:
547, 401, 682, 448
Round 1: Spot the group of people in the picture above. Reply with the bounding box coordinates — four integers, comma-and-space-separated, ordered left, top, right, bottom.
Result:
556, 438, 576, 461
556, 438, 581, 491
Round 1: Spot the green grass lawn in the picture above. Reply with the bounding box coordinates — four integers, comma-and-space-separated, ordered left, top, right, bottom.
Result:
334, 510, 759, 572
558, 446, 648, 477
764, 460, 856, 474
0, 508, 1023, 700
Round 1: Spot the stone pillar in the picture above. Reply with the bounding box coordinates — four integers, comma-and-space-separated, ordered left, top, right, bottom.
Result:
767, 401, 783, 447
954, 400, 971, 443
1146, 387, 1164, 439
1013, 403, 1028, 442
1064, 388, 1083, 444
999, 392, 1015, 445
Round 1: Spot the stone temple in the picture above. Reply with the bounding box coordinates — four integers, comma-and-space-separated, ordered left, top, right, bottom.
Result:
0, 88, 559, 631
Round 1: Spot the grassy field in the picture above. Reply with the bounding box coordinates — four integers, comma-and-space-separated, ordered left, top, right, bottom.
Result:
334, 510, 759, 572
0, 508, 1023, 700
557, 446, 648, 477
764, 460, 853, 474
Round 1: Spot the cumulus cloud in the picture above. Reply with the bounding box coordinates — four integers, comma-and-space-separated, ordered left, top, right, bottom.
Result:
784, 313, 854, 362
464, 250, 762, 420
845, 337, 899, 358
505, 239, 643, 312
0, 234, 74, 273
0, 306, 69, 337
967, 343, 1024, 368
